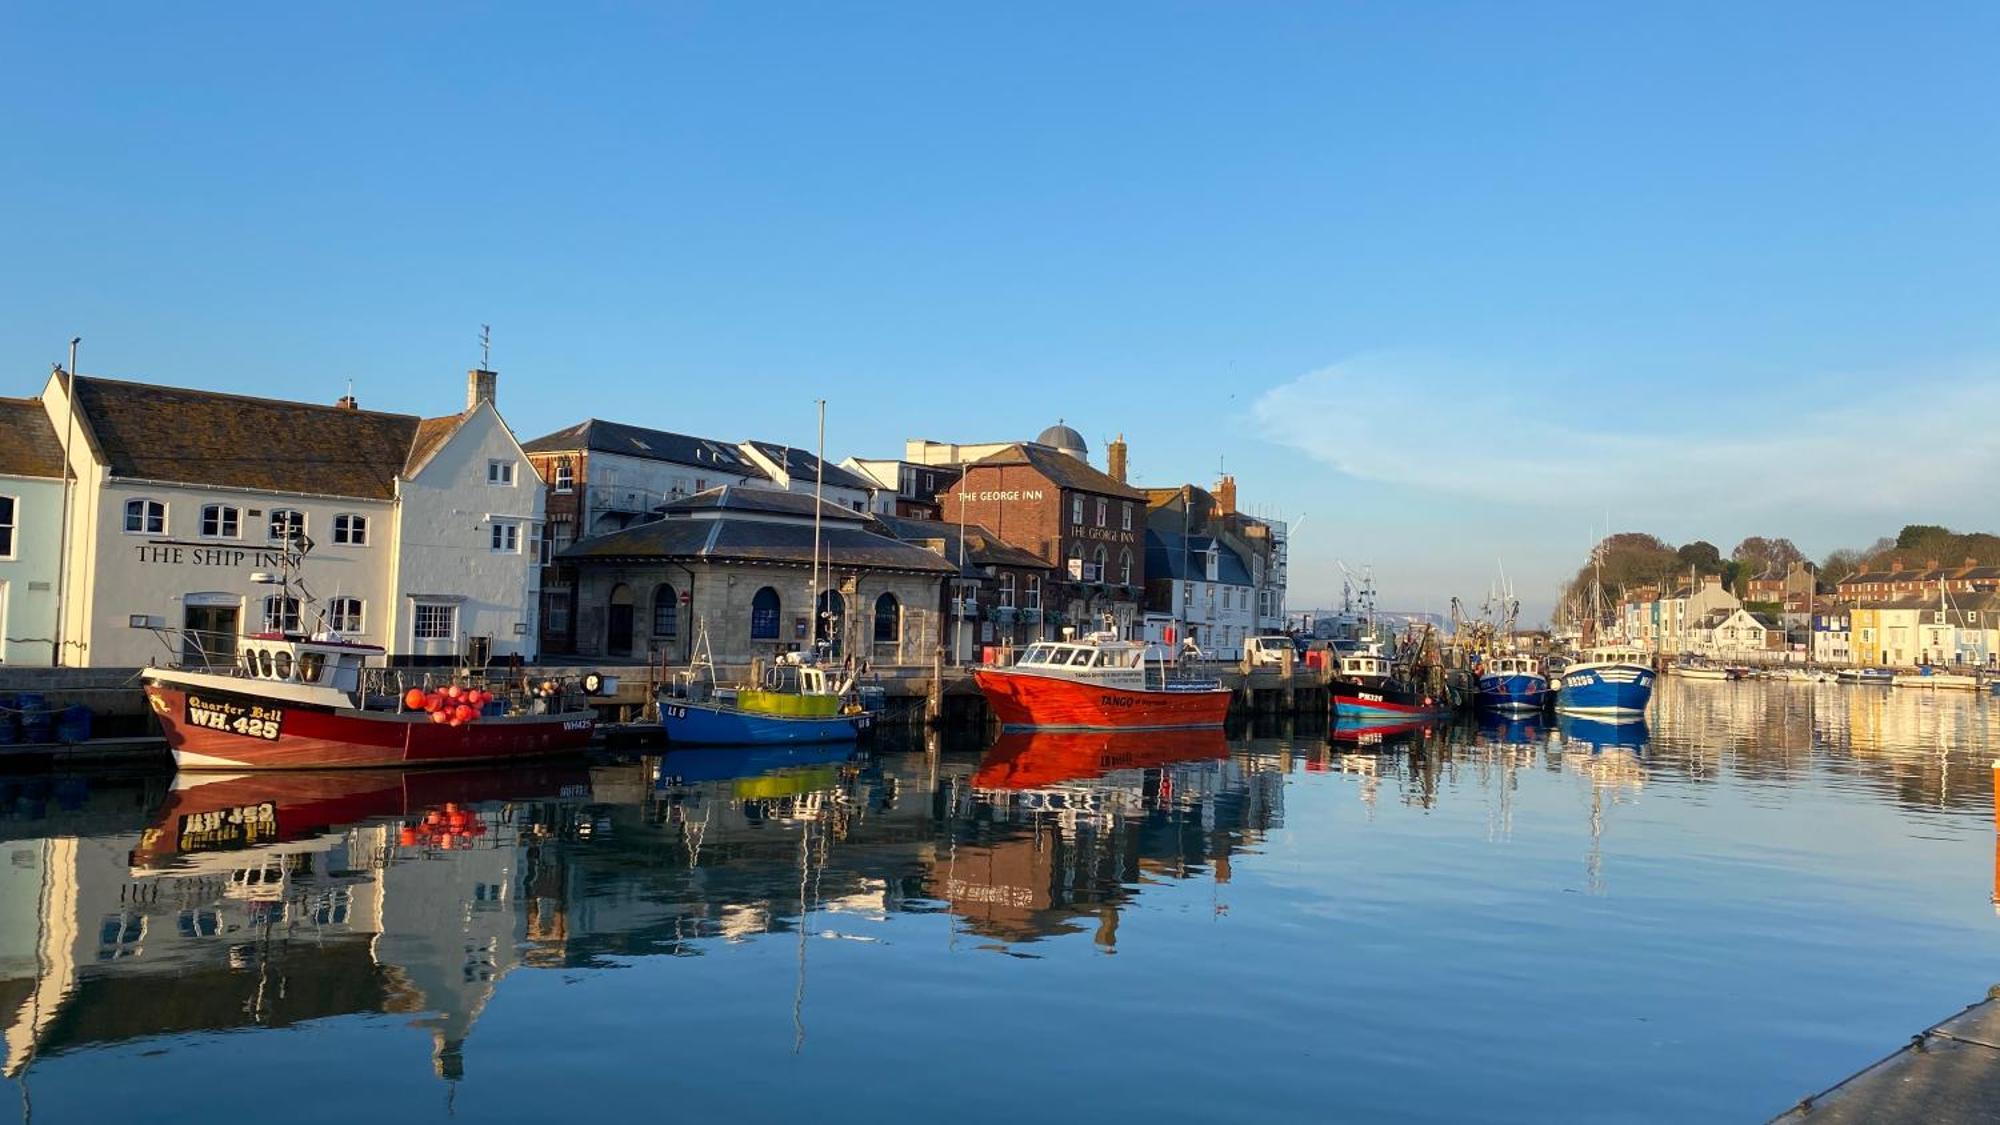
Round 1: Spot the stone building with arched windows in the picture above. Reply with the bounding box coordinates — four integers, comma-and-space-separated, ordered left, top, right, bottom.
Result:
560, 486, 955, 666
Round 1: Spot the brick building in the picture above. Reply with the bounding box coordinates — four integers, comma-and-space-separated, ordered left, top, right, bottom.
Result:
939, 427, 1146, 639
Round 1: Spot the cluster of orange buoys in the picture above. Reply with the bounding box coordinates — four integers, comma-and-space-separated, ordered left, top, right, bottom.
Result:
402, 684, 497, 726
397, 803, 488, 849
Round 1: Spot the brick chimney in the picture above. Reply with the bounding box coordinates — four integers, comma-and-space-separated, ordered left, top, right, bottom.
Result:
1215, 474, 1237, 516
467, 368, 497, 412
334, 394, 359, 410
1107, 434, 1128, 485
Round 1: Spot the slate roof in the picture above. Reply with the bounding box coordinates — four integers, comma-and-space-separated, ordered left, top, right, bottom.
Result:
0, 397, 64, 479
1144, 529, 1254, 586
743, 440, 875, 492
965, 443, 1145, 500
562, 512, 956, 573
664, 484, 870, 523
69, 375, 425, 500
521, 418, 766, 478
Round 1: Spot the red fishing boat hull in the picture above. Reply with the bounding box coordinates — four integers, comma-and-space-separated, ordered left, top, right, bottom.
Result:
144, 682, 596, 770
971, 668, 1232, 731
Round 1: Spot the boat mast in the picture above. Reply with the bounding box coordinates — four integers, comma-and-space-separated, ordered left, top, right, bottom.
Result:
811, 399, 825, 658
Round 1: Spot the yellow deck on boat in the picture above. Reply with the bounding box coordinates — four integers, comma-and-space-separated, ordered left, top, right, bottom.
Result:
734, 689, 842, 718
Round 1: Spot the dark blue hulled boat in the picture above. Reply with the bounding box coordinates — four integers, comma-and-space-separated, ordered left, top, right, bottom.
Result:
1474, 653, 1553, 713
1554, 645, 1655, 719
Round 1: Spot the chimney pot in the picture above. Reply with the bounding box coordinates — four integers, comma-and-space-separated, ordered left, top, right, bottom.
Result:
334, 394, 359, 410
467, 368, 497, 412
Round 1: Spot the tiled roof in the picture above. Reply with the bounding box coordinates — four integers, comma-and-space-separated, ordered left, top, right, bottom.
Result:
70, 376, 421, 500
0, 397, 64, 479
966, 443, 1145, 500
876, 515, 1056, 573
403, 414, 468, 476
664, 484, 869, 523
521, 418, 767, 478
562, 508, 956, 573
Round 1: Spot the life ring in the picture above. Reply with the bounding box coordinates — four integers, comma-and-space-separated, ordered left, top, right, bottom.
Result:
582, 672, 605, 696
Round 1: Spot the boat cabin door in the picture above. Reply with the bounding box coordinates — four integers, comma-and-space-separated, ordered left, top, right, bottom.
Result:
183, 594, 240, 668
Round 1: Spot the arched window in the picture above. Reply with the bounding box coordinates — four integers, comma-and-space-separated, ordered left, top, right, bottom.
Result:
1093, 545, 1108, 582
268, 508, 305, 544
998, 572, 1016, 608
328, 597, 363, 633
874, 592, 901, 644
124, 498, 166, 534
1119, 549, 1133, 586
333, 514, 368, 546
750, 586, 781, 641
199, 504, 240, 539
262, 595, 301, 633
815, 589, 845, 652
1067, 540, 1083, 578
652, 583, 679, 638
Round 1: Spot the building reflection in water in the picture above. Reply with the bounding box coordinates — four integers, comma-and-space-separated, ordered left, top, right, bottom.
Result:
2, 677, 1996, 1088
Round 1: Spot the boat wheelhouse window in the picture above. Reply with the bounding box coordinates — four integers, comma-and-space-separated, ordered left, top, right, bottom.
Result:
329, 597, 363, 633
750, 587, 781, 641
257, 649, 274, 678
298, 651, 325, 683
1022, 644, 1053, 664
124, 498, 166, 534
268, 508, 305, 544
240, 651, 258, 677
262, 595, 302, 633
273, 650, 294, 680
333, 513, 368, 546
199, 504, 240, 539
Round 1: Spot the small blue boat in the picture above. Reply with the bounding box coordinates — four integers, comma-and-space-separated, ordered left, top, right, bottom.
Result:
1554, 645, 1655, 718
660, 699, 869, 746
1475, 653, 1553, 713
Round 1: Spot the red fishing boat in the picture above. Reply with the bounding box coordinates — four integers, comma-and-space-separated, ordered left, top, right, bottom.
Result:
970, 631, 1232, 731
140, 536, 597, 770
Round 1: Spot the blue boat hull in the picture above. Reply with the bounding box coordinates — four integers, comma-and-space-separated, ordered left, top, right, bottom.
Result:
661, 701, 871, 746
1475, 673, 1552, 712
1554, 664, 1655, 717
1557, 714, 1649, 752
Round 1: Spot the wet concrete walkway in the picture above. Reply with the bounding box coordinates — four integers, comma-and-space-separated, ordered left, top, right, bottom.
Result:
1776, 991, 2000, 1123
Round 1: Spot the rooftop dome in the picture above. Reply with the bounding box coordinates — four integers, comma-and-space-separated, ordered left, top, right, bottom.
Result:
1036, 422, 1089, 461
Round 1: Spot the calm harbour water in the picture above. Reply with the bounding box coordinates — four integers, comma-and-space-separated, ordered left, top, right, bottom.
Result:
3, 679, 1998, 1123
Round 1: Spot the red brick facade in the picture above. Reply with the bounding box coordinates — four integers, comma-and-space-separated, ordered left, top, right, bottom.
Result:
943, 457, 1144, 634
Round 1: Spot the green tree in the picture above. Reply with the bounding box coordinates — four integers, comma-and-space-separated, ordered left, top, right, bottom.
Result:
1897, 524, 1951, 549
1676, 540, 1722, 573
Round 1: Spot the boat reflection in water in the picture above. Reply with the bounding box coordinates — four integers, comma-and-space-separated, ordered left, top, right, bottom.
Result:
1474, 710, 1551, 748
1329, 715, 1441, 752
1556, 714, 1651, 755
971, 728, 1229, 791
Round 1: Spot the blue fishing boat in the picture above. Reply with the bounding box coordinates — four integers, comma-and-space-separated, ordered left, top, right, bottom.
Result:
1474, 653, 1553, 713
660, 696, 870, 746
1553, 645, 1655, 718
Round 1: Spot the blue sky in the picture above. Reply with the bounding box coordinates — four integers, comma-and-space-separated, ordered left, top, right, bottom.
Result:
5, 3, 1997, 620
